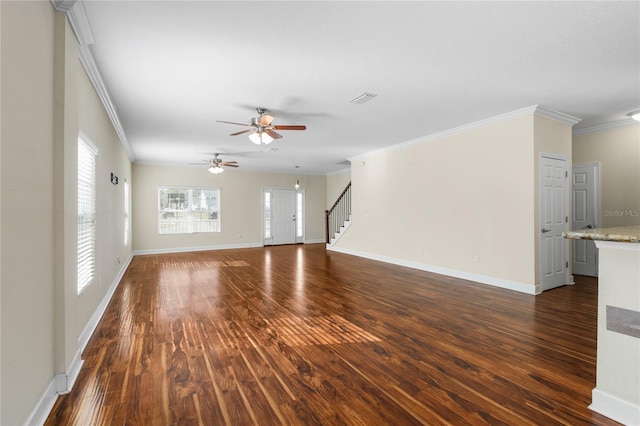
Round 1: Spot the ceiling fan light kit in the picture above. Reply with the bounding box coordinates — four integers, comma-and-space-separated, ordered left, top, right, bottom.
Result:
249, 131, 274, 145
218, 107, 307, 145
191, 153, 238, 174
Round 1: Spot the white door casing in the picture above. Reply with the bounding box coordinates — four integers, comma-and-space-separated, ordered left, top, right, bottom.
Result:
572, 163, 599, 277
539, 155, 570, 291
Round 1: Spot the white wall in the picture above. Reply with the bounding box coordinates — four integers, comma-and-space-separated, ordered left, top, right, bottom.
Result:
75, 48, 132, 342
573, 124, 640, 228
0, 2, 4, 422
133, 164, 327, 252
1, 3, 132, 424
533, 115, 573, 286
335, 114, 538, 290
326, 168, 351, 209
1, 2, 56, 423
333, 110, 574, 293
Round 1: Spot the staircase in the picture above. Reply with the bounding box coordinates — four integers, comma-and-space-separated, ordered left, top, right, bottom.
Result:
325, 182, 351, 246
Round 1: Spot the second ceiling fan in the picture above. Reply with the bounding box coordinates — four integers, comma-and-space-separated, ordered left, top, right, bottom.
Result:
217, 107, 306, 145
190, 153, 238, 174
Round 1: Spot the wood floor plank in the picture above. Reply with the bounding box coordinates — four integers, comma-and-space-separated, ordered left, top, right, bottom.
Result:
46, 245, 619, 425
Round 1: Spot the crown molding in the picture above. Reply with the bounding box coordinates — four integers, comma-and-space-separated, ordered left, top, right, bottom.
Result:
78, 46, 134, 161
573, 119, 638, 137
52, 0, 134, 162
533, 105, 581, 126
51, 0, 77, 13
350, 105, 580, 163
65, 0, 95, 46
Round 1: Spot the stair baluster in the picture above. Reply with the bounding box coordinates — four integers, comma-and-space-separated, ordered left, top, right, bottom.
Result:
325, 181, 352, 244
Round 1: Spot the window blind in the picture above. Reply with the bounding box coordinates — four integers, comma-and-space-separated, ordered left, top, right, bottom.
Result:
78, 137, 97, 293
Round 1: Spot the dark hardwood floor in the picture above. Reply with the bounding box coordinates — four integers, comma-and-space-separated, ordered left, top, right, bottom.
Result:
46, 244, 617, 425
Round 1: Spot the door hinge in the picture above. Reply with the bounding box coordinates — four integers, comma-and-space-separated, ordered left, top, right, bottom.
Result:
566, 261, 569, 268
565, 171, 568, 178
566, 216, 568, 223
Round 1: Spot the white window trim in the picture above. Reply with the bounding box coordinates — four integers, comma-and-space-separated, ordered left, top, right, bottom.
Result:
124, 179, 130, 247
157, 186, 221, 235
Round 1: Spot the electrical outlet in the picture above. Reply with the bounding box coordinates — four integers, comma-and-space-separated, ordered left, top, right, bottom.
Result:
473, 255, 480, 263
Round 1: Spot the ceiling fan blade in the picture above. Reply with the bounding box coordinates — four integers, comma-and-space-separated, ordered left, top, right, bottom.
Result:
220, 161, 238, 165
259, 114, 274, 126
188, 163, 209, 166
230, 129, 252, 136
265, 129, 283, 139
273, 125, 306, 131
217, 120, 250, 126
223, 164, 239, 168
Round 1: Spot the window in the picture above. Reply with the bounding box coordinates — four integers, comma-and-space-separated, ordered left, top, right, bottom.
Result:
78, 136, 97, 293
158, 187, 220, 234
264, 191, 272, 239
296, 191, 304, 239
124, 179, 130, 246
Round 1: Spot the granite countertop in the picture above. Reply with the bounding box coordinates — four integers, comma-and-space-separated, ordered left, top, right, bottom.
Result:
563, 225, 640, 243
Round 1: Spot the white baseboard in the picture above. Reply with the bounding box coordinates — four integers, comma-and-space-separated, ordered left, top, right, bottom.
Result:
24, 253, 134, 425
77, 253, 133, 352
54, 349, 83, 395
133, 242, 263, 256
22, 379, 57, 426
327, 246, 536, 295
304, 239, 325, 244
590, 388, 640, 426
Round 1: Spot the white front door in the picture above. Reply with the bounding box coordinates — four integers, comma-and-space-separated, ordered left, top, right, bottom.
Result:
270, 189, 296, 245
572, 163, 599, 277
539, 155, 569, 291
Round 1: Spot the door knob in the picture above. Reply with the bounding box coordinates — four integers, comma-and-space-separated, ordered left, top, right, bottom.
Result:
584, 224, 593, 229
541, 228, 551, 233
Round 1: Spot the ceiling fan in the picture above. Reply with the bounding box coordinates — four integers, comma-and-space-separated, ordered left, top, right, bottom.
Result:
217, 107, 306, 145
190, 153, 238, 174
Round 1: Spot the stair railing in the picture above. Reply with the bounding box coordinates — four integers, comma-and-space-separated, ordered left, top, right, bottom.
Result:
325, 182, 352, 244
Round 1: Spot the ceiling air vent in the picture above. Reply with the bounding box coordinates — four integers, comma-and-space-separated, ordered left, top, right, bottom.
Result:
349, 92, 377, 104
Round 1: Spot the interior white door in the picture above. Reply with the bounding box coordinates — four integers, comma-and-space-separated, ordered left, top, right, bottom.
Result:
572, 164, 599, 277
539, 155, 569, 291
271, 189, 296, 245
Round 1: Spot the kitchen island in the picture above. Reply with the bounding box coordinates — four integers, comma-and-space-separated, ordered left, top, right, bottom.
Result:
563, 226, 640, 425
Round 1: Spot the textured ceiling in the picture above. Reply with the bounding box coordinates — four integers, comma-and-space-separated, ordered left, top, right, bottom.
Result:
80, 1, 640, 174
